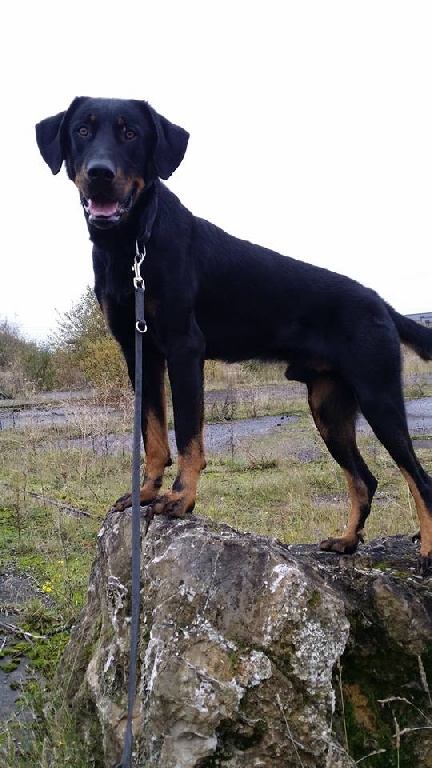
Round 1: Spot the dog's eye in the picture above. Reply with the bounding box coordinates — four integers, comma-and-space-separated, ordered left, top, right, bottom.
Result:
78, 126, 89, 137
124, 128, 136, 140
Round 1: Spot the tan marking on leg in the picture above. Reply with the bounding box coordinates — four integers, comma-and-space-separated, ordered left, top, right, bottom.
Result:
343, 470, 369, 539
320, 470, 369, 554
140, 408, 171, 504
113, 395, 171, 512
151, 433, 206, 518
400, 468, 432, 558
177, 436, 206, 486
308, 378, 335, 442
309, 378, 364, 553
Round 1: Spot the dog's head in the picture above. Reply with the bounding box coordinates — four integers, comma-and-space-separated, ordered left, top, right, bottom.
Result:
35, 97, 189, 229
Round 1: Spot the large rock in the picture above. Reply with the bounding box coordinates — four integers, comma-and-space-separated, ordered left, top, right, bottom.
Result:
53, 511, 432, 768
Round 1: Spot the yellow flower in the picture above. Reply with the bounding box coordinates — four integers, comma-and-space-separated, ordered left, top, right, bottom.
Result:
42, 582, 53, 593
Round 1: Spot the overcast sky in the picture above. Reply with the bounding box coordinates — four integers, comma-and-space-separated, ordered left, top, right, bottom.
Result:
2, 1, 432, 342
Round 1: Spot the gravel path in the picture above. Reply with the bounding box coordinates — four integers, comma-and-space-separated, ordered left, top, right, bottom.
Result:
1, 386, 431, 454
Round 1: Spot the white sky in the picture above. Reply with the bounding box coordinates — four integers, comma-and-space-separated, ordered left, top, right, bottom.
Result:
2, 1, 432, 342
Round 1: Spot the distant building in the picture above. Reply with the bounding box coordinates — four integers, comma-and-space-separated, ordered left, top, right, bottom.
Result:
406, 312, 432, 327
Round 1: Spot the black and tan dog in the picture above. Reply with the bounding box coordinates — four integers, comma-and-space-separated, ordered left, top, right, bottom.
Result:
36, 97, 432, 572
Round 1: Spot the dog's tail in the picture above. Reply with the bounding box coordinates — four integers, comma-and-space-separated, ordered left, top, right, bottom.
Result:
387, 304, 432, 361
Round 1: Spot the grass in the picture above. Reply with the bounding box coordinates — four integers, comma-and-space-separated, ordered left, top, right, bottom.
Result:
0, 351, 431, 765
200, 428, 425, 544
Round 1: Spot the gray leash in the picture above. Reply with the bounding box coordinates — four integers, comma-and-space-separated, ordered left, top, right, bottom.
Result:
115, 242, 147, 768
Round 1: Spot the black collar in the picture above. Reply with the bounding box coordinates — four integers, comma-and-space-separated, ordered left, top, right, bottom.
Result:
137, 180, 159, 250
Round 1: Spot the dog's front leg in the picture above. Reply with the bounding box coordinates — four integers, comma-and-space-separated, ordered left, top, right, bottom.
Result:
114, 341, 172, 511
150, 331, 206, 519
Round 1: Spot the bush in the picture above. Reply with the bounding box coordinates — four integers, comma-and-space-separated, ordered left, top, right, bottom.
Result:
79, 336, 129, 398
49, 287, 129, 398
50, 285, 108, 352
20, 344, 56, 392
0, 319, 56, 396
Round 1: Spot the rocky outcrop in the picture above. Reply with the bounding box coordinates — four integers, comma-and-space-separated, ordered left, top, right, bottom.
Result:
52, 511, 432, 768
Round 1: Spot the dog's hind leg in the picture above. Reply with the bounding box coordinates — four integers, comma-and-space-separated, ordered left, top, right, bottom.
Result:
302, 372, 378, 554
354, 381, 432, 573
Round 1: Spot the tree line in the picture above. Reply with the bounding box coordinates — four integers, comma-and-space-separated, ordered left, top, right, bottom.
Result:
0, 287, 128, 399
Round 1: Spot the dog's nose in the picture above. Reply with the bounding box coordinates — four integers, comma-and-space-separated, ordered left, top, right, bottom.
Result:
87, 161, 116, 181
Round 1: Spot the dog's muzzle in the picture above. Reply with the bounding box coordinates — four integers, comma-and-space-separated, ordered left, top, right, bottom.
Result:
77, 161, 141, 229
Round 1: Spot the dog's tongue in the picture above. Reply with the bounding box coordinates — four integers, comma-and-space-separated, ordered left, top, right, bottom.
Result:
88, 199, 118, 217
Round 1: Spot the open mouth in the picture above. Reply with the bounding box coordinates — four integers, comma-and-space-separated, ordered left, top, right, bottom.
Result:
81, 192, 135, 227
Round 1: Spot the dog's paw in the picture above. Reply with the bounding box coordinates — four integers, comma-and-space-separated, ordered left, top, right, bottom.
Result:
111, 483, 161, 513
320, 532, 363, 555
112, 492, 132, 512
412, 532, 432, 575
417, 553, 432, 576
149, 490, 195, 519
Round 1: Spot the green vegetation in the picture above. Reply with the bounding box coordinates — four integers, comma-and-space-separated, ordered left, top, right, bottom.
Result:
0, 319, 55, 397
0, 289, 128, 398
48, 285, 129, 395
333, 646, 432, 767
0, 298, 431, 765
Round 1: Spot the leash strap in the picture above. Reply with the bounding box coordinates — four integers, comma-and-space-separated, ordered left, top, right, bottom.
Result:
115, 243, 147, 768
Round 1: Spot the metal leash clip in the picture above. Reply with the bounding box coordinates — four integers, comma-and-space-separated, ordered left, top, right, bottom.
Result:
132, 242, 146, 290
133, 242, 147, 333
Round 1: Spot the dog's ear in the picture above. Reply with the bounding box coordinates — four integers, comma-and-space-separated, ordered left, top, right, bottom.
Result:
145, 103, 189, 180
35, 111, 66, 174
35, 97, 87, 175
